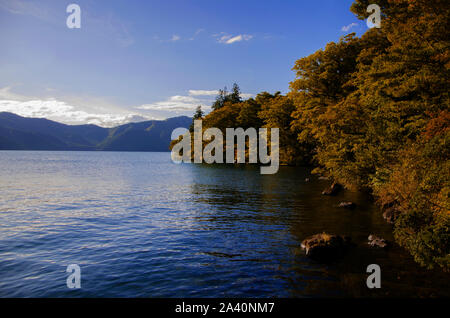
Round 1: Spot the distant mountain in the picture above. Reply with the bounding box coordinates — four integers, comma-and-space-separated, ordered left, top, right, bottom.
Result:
0, 112, 191, 151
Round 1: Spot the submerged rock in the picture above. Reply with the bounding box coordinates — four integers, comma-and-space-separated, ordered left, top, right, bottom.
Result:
338, 202, 356, 209
368, 235, 389, 248
301, 233, 353, 262
322, 182, 343, 195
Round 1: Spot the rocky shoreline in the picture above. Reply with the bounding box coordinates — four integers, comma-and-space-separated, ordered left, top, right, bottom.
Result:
300, 179, 392, 263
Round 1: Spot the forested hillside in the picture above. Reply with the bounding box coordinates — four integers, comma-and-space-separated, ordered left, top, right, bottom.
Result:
0, 112, 191, 152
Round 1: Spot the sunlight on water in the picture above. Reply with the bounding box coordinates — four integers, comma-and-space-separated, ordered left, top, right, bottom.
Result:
0, 151, 448, 297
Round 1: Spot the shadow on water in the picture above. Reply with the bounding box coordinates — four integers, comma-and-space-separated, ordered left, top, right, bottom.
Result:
187, 163, 450, 297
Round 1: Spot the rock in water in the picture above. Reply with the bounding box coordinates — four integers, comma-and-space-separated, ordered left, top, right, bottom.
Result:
368, 235, 389, 248
338, 202, 356, 209
322, 182, 342, 195
301, 233, 353, 262
382, 207, 399, 224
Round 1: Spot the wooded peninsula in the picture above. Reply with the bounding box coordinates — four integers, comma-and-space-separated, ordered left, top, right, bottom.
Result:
183, 0, 449, 271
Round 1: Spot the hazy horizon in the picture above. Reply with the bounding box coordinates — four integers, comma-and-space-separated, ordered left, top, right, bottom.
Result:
0, 109, 192, 128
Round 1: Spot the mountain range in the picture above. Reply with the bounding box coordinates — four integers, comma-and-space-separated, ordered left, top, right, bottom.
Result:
0, 112, 191, 152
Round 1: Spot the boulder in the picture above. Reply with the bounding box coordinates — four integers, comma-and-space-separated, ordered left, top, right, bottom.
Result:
368, 235, 389, 248
322, 182, 343, 195
338, 202, 356, 209
383, 207, 399, 224
301, 233, 353, 262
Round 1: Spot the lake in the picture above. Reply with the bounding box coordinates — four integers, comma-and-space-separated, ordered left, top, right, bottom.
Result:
0, 151, 448, 297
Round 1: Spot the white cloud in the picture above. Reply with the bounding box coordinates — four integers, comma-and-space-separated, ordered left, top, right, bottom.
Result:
0, 0, 49, 20
154, 34, 182, 43
215, 33, 253, 44
189, 28, 205, 40
0, 86, 28, 101
341, 22, 358, 32
136, 95, 205, 112
0, 86, 254, 126
188, 90, 219, 96
0, 87, 152, 127
189, 89, 253, 99
136, 89, 254, 113
241, 93, 254, 99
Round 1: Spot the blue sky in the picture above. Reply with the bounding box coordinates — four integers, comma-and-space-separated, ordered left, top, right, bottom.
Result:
0, 0, 365, 126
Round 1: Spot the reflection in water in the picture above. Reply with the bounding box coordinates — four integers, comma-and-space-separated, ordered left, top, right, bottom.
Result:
0, 151, 448, 297
187, 163, 450, 297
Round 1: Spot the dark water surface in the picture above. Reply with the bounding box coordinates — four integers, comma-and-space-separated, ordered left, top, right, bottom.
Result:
0, 151, 448, 297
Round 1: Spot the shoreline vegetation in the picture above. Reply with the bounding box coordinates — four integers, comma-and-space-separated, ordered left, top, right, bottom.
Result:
172, 0, 449, 271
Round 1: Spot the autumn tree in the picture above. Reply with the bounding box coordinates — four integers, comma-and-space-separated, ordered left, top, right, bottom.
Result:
179, 0, 450, 270
258, 93, 311, 165
289, 33, 363, 177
